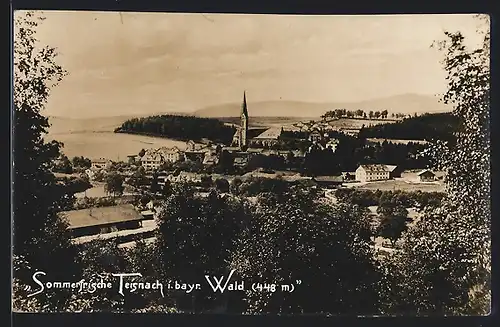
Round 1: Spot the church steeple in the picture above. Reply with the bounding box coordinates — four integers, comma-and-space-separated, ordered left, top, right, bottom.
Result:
241, 91, 248, 117
239, 91, 249, 150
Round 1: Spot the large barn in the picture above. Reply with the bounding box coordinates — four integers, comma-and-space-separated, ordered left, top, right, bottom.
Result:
59, 204, 145, 238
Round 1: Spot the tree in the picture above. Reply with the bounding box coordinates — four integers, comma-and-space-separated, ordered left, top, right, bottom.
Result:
150, 173, 160, 193
52, 154, 73, 174
72, 156, 91, 168
104, 172, 125, 196
230, 177, 243, 195
381, 15, 491, 315
127, 166, 147, 188
13, 11, 82, 311
161, 179, 173, 198
139, 148, 146, 157
381, 110, 388, 119
368, 111, 374, 119
200, 174, 213, 189
155, 186, 251, 312
377, 206, 409, 246
215, 177, 230, 193
231, 186, 381, 315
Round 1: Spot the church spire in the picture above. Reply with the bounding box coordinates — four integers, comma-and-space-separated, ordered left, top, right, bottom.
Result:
239, 91, 249, 150
241, 91, 248, 117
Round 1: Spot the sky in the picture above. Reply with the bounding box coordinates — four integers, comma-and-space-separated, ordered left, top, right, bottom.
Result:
15, 11, 486, 118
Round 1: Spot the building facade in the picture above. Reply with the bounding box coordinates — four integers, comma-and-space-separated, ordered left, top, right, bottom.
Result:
91, 158, 112, 170
355, 164, 391, 182
158, 146, 182, 163
140, 152, 164, 170
60, 204, 145, 238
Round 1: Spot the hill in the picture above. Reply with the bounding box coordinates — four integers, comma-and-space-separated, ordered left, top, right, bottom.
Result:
193, 93, 453, 118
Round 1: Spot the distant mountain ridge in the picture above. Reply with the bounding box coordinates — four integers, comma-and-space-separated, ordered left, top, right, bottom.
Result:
193, 93, 453, 118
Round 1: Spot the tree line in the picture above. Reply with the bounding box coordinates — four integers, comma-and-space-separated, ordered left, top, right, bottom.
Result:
334, 188, 445, 208
320, 108, 407, 120
115, 115, 237, 145
359, 112, 459, 141
303, 135, 430, 176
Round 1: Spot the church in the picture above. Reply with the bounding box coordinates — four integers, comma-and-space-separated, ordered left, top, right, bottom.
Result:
230, 92, 282, 150
231, 91, 250, 149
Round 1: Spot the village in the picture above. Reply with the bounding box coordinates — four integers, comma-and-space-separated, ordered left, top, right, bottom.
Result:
55, 93, 444, 257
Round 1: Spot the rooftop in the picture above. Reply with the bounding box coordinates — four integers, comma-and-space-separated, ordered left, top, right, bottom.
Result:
59, 204, 144, 229
359, 164, 391, 172
417, 169, 435, 176
385, 165, 398, 172
254, 128, 282, 140
313, 176, 344, 183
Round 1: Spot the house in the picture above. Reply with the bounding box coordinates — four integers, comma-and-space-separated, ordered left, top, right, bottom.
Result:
308, 129, 323, 142
203, 151, 219, 166
385, 165, 403, 178
91, 158, 112, 170
341, 172, 356, 181
158, 146, 183, 163
140, 210, 155, 220
59, 204, 145, 238
417, 169, 436, 182
313, 176, 344, 188
233, 156, 249, 168
127, 155, 140, 163
355, 164, 391, 182
186, 140, 198, 152
341, 128, 360, 137
141, 152, 164, 170
84, 169, 95, 180
325, 139, 339, 152
250, 128, 282, 147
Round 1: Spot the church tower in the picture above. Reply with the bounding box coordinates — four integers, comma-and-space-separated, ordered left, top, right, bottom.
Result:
239, 91, 249, 149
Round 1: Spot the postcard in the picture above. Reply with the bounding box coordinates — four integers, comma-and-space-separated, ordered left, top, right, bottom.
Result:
11, 11, 491, 316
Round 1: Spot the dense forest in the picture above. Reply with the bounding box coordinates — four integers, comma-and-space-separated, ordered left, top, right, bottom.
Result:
114, 115, 237, 145
359, 112, 459, 141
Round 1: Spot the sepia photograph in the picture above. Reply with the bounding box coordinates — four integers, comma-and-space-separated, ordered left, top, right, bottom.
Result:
12, 11, 490, 316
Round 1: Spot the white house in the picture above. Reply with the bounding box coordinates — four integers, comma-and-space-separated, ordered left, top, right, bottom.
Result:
91, 158, 112, 170
158, 146, 183, 163
140, 152, 164, 171
308, 129, 322, 142
326, 139, 339, 152
84, 169, 96, 180
355, 164, 391, 182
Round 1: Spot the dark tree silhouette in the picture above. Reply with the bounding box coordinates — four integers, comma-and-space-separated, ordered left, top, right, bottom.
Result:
12, 11, 80, 312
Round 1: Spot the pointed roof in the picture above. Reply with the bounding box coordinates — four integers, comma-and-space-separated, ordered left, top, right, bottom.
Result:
241, 91, 248, 117
417, 169, 435, 176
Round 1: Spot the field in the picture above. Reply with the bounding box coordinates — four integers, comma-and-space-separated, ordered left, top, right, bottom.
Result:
349, 179, 445, 192
218, 116, 317, 128
324, 118, 397, 129
219, 116, 398, 130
